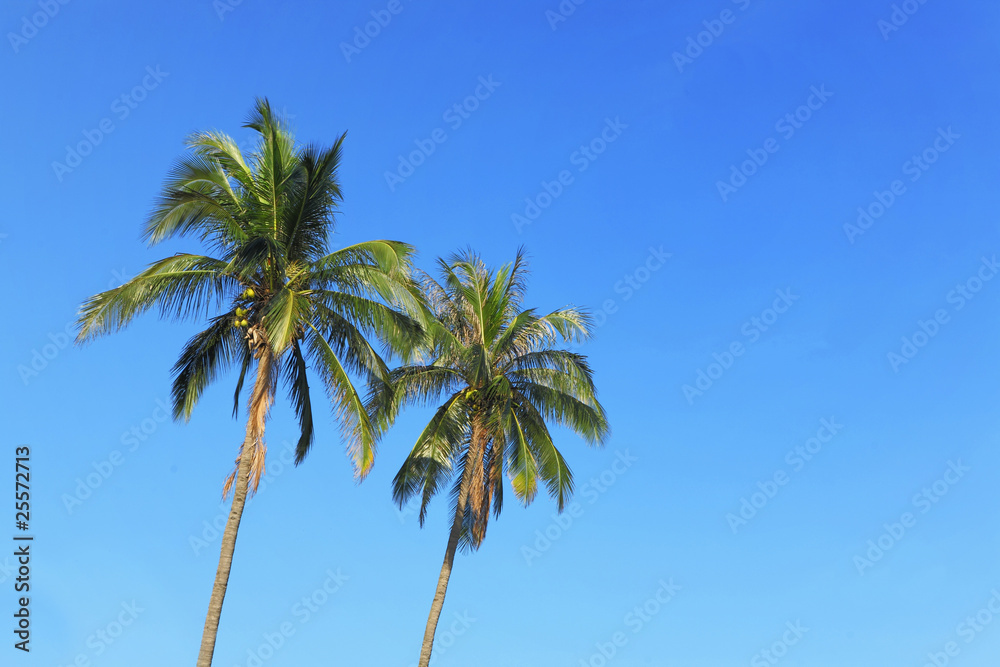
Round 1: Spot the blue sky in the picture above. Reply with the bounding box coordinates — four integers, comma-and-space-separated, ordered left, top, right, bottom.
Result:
3, 0, 1000, 665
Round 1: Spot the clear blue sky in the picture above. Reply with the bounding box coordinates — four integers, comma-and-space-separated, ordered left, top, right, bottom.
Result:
3, 0, 1000, 665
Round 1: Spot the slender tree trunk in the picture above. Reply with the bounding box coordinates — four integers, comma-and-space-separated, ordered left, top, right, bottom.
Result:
417, 424, 482, 667
195, 431, 254, 666
196, 344, 273, 666
417, 480, 467, 667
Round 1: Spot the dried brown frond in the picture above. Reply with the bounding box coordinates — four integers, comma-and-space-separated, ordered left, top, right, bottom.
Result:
223, 327, 276, 499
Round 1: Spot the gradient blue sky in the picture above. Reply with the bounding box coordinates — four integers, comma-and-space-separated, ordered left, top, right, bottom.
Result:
3, 0, 1000, 665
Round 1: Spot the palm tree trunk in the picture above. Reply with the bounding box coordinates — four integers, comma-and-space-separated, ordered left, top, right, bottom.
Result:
195, 430, 254, 666
417, 425, 482, 667
417, 481, 467, 667
196, 343, 273, 666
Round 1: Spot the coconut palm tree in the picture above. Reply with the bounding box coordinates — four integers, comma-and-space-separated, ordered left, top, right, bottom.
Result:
75, 99, 423, 666
367, 249, 610, 667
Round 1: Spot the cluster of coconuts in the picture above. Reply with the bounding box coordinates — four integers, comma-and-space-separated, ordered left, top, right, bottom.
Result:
233, 288, 255, 328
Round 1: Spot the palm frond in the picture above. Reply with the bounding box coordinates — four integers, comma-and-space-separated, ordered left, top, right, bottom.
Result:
284, 339, 315, 462
171, 313, 246, 420
143, 154, 249, 252
391, 392, 469, 522
281, 137, 345, 262
76, 254, 235, 342
305, 324, 377, 474
515, 384, 609, 445
511, 395, 574, 510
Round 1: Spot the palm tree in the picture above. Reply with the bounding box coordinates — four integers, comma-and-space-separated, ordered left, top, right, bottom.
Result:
75, 99, 422, 666
367, 249, 610, 667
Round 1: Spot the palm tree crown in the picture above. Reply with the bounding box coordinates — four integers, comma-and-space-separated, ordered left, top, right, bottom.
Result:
374, 248, 610, 542
77, 98, 422, 481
